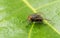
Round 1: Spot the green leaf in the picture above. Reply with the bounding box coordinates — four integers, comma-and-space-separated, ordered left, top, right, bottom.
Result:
0, 0, 60, 38
27, 0, 60, 38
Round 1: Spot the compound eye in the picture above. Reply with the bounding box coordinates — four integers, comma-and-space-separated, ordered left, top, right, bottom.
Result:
28, 16, 32, 20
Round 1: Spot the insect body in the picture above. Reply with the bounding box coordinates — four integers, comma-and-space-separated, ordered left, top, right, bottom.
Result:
28, 13, 43, 23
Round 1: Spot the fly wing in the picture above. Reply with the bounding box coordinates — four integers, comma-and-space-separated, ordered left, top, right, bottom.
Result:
36, 12, 46, 19
37, 12, 51, 21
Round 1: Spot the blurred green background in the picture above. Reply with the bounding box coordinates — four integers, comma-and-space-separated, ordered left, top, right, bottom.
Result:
0, 0, 60, 38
